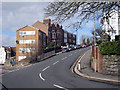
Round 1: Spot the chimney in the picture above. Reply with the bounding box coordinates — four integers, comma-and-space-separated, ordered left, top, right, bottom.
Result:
43, 18, 51, 26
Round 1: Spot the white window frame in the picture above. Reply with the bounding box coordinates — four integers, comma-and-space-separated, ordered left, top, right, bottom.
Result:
19, 31, 35, 36
19, 40, 35, 44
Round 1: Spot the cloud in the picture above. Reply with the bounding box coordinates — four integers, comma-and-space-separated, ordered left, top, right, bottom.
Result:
2, 2, 49, 32
1, 2, 50, 46
0, 34, 16, 47
2, 0, 55, 2
85, 20, 94, 28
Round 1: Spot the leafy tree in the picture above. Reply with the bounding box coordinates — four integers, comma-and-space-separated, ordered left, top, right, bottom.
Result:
44, 1, 119, 28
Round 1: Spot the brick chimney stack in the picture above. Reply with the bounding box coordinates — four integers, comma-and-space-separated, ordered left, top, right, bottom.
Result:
43, 18, 51, 26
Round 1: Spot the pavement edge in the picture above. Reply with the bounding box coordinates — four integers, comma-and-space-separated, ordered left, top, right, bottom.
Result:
70, 49, 120, 85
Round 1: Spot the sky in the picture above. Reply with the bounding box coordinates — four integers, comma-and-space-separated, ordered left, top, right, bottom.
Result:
1, 1, 102, 47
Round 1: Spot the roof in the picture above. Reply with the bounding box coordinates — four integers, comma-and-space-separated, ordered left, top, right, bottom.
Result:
32, 20, 48, 36
16, 25, 39, 31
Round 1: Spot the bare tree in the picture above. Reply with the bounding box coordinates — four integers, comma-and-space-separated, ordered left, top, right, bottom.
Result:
44, 2, 119, 28
87, 38, 90, 44
91, 28, 103, 40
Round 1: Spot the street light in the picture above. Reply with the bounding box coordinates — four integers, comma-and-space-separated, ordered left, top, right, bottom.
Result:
82, 10, 96, 72
76, 27, 78, 45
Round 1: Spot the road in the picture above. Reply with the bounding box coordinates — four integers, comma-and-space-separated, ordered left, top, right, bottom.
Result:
1, 47, 119, 89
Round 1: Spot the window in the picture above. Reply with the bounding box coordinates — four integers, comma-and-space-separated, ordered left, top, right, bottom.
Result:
52, 33, 54, 38
19, 31, 35, 35
64, 33, 67, 38
64, 38, 67, 43
19, 40, 35, 44
19, 48, 35, 53
18, 56, 26, 61
111, 17, 116, 24
118, 17, 120, 25
113, 30, 116, 34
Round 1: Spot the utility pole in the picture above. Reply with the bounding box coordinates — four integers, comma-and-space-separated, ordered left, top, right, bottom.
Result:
76, 27, 78, 45
82, 10, 96, 72
93, 12, 96, 72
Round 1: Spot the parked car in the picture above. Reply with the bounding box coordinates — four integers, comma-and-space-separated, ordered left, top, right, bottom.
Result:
68, 46, 74, 51
76, 45, 82, 49
82, 45, 86, 48
85, 44, 89, 47
62, 48, 69, 53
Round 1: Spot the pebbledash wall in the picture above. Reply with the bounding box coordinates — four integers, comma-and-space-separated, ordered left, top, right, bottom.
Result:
92, 46, 120, 75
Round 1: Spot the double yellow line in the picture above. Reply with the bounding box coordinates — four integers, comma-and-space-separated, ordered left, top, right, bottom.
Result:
70, 55, 81, 73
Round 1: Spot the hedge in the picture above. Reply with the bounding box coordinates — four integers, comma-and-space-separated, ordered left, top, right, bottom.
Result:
99, 41, 120, 55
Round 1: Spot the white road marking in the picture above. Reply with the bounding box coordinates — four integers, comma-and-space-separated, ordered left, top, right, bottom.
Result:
61, 57, 67, 60
42, 66, 50, 71
39, 73, 45, 81
53, 84, 68, 90
69, 54, 72, 56
52, 61, 59, 65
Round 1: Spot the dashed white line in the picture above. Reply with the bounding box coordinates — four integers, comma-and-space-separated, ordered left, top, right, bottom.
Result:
62, 57, 67, 60
42, 66, 50, 71
53, 84, 68, 90
39, 73, 45, 81
69, 54, 72, 56
52, 61, 59, 65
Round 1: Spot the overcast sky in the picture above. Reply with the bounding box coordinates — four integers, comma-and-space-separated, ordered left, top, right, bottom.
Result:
1, 1, 101, 47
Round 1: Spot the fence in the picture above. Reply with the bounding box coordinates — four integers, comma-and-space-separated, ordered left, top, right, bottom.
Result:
37, 50, 55, 61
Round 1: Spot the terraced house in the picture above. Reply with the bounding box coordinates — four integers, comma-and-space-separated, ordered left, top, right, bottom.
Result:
16, 18, 76, 61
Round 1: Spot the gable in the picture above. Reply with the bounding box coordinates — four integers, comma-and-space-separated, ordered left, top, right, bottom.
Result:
32, 21, 48, 36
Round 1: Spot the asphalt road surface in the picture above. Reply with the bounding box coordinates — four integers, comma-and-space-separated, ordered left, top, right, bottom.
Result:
1, 47, 119, 89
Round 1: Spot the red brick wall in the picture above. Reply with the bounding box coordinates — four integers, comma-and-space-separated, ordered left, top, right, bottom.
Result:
92, 46, 103, 73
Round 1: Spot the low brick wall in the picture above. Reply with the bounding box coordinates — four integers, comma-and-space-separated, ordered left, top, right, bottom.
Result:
92, 46, 103, 73
102, 55, 120, 76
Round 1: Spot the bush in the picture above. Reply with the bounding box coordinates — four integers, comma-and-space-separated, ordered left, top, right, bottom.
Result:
96, 40, 102, 45
99, 41, 120, 55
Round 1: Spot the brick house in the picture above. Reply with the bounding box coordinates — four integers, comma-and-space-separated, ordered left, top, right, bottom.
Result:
16, 18, 76, 61
63, 30, 76, 47
16, 25, 46, 61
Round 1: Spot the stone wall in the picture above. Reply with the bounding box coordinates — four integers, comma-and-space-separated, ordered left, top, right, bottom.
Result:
102, 55, 120, 76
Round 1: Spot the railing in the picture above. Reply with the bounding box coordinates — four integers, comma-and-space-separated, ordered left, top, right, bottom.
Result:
37, 50, 55, 61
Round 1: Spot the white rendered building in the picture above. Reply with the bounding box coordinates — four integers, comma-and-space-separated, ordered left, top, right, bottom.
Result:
102, 9, 120, 41
0, 47, 6, 64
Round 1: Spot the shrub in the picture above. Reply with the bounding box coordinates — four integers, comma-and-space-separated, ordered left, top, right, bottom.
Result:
96, 40, 102, 45
99, 41, 120, 55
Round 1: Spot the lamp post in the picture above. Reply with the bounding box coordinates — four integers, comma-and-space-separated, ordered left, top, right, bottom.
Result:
82, 10, 96, 72
76, 27, 78, 45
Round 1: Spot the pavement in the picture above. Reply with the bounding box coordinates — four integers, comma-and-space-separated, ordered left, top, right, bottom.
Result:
73, 49, 120, 85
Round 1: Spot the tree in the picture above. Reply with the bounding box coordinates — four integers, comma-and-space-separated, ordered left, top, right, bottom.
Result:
44, 2, 119, 28
91, 28, 103, 40
80, 35, 86, 45
87, 38, 90, 44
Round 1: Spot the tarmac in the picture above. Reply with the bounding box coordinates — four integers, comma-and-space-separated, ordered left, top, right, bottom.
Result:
0, 51, 62, 75
73, 49, 120, 85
